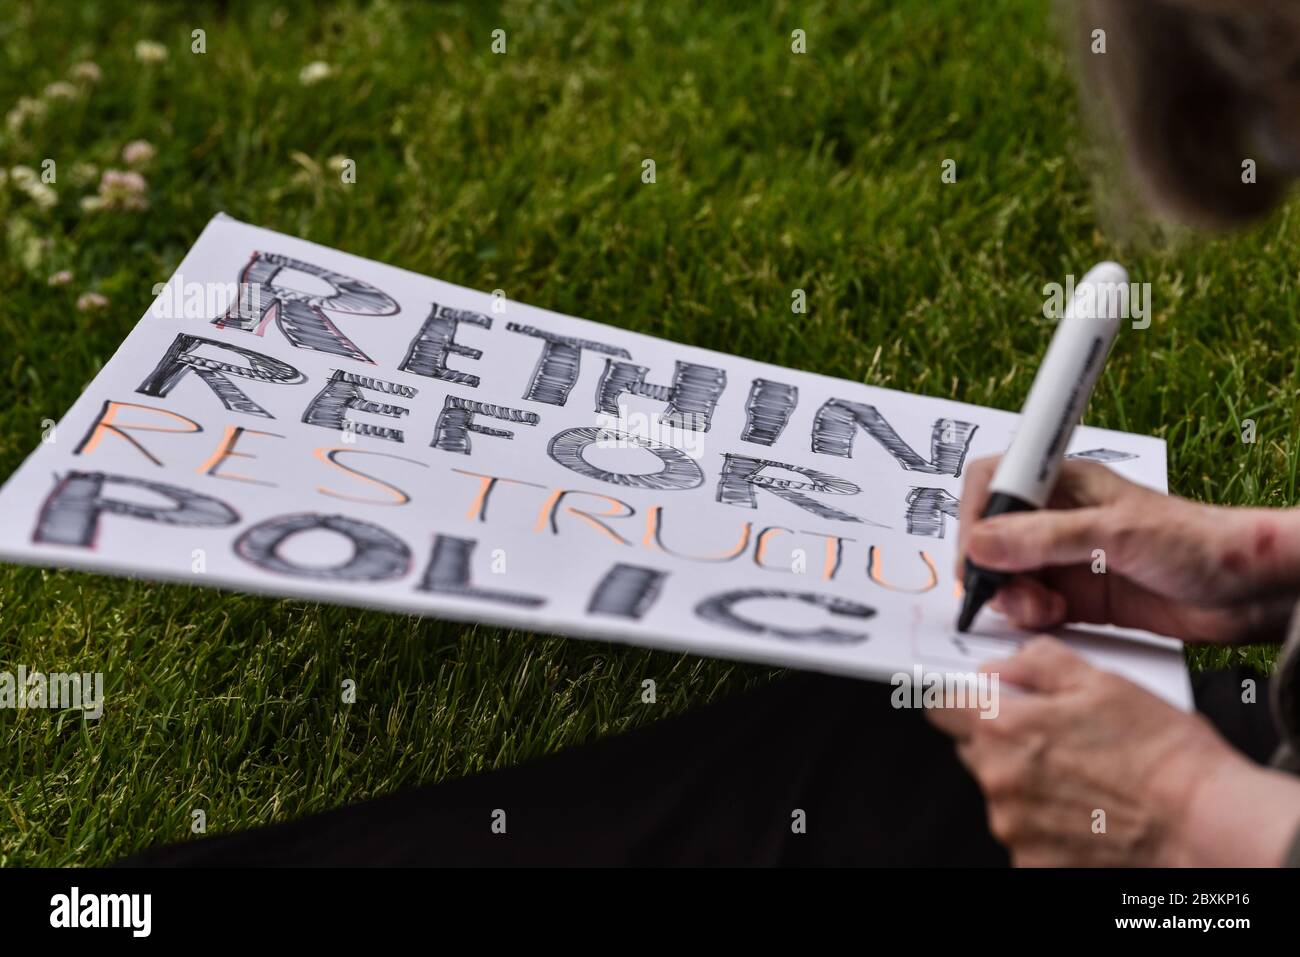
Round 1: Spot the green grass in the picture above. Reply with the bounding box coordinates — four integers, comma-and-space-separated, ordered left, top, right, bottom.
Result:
0, 0, 1295, 865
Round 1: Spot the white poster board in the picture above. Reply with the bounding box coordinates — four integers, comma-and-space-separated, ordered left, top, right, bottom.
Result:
0, 214, 1191, 707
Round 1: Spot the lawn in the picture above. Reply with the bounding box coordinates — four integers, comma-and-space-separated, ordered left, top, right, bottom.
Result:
1, 0, 1296, 866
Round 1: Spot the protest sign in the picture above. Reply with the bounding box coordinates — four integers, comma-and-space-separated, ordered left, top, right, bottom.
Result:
0, 214, 1190, 706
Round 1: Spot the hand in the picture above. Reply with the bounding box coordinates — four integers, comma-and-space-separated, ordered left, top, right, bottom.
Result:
956, 456, 1300, 643
926, 637, 1300, 866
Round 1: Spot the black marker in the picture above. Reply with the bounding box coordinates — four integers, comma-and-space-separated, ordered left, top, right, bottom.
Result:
956, 262, 1128, 632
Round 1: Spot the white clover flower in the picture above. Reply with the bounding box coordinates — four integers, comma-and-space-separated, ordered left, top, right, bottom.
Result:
24, 181, 57, 209
6, 166, 55, 208
14, 231, 49, 272
71, 61, 103, 84
104, 169, 147, 193
5, 97, 46, 132
299, 61, 333, 85
122, 140, 156, 166
43, 81, 79, 101
77, 292, 109, 311
135, 40, 169, 64
48, 270, 74, 287
69, 161, 98, 187
84, 168, 149, 211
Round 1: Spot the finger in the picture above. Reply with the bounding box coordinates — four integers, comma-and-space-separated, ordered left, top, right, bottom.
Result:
1029, 565, 1282, 644
1047, 459, 1144, 509
923, 696, 983, 740
999, 799, 1107, 865
990, 576, 1068, 630
1011, 845, 1072, 867
965, 506, 1112, 573
960, 460, 1156, 578
980, 635, 1093, 694
955, 456, 999, 576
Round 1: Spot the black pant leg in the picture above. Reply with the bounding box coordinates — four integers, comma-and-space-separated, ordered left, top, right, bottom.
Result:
120, 672, 1006, 867
1191, 665, 1279, 764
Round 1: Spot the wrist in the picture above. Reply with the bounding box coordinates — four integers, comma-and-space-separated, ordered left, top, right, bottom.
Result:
1172, 750, 1300, 866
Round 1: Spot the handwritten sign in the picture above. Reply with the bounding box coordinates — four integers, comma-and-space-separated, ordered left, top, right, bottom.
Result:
0, 214, 1191, 706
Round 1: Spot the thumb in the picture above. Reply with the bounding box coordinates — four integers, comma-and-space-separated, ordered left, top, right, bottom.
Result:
981, 636, 1093, 694
966, 506, 1111, 573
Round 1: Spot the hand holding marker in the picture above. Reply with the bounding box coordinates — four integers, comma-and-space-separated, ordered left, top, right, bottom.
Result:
956, 262, 1128, 632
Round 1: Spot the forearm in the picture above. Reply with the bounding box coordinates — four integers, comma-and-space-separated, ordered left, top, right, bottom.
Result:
1217, 504, 1300, 597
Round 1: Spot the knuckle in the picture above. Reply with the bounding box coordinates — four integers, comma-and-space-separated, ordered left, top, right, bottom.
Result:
1021, 635, 1060, 661
1056, 459, 1091, 491
986, 804, 1025, 844
1055, 461, 1096, 501
1074, 674, 1117, 711
1106, 505, 1149, 568
983, 708, 1026, 740
1014, 847, 1054, 868
978, 721, 1011, 745
982, 763, 1026, 801
1070, 459, 1122, 498
1092, 671, 1131, 701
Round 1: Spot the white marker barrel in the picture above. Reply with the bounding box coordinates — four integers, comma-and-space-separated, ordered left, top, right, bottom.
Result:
989, 262, 1127, 507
